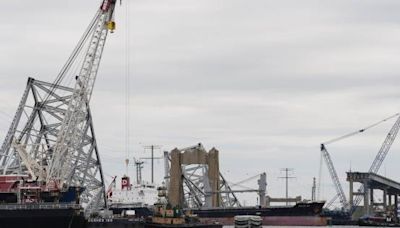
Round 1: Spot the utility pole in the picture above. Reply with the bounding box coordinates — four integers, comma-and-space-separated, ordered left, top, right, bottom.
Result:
142, 145, 161, 183
279, 168, 295, 205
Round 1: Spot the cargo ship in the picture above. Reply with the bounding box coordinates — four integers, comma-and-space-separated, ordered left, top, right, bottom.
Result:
106, 166, 158, 217
87, 173, 159, 227
0, 203, 86, 228
0, 175, 86, 228
190, 201, 328, 226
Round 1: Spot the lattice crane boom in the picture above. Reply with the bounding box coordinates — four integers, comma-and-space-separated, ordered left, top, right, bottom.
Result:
320, 144, 349, 209
369, 115, 400, 173
46, 0, 117, 190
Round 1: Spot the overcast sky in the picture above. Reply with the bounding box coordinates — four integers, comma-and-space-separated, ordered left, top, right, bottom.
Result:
2, 0, 400, 207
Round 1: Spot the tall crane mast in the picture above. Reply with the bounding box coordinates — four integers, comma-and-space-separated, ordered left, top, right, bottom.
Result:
45, 0, 117, 190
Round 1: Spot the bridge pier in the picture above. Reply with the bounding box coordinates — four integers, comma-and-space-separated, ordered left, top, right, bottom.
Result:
383, 188, 387, 210
395, 195, 398, 219
363, 180, 370, 215
349, 178, 353, 207
347, 172, 400, 221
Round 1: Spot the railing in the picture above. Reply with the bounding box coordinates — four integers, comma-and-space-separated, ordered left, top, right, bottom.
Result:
0, 203, 81, 210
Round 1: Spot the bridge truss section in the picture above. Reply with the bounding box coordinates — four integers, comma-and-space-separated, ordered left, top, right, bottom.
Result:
182, 164, 241, 208
0, 77, 106, 214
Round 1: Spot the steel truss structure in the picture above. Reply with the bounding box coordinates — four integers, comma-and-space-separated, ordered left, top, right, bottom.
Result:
0, 77, 106, 214
182, 164, 241, 208
165, 144, 241, 208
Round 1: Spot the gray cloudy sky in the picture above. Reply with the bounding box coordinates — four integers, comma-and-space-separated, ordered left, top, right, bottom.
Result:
2, 0, 400, 207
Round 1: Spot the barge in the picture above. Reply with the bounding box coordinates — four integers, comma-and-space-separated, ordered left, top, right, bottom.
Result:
191, 201, 327, 226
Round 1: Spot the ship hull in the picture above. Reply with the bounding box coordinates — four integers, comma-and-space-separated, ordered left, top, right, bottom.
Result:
87, 219, 223, 228
88, 218, 144, 228
199, 216, 326, 226
191, 202, 327, 226
0, 207, 86, 228
144, 223, 222, 228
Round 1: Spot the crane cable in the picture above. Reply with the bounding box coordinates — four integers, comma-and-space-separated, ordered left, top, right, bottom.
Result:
17, 10, 101, 137
323, 113, 400, 145
125, 0, 131, 174
42, 10, 101, 103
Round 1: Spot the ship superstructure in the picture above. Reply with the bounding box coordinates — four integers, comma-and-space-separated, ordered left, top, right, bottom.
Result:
107, 159, 159, 218
109, 176, 158, 210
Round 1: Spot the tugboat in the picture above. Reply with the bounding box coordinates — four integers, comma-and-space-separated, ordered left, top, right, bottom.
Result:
145, 186, 222, 228
359, 215, 400, 227
358, 207, 400, 227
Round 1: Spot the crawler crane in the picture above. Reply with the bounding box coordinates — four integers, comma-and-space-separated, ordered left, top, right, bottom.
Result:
319, 113, 400, 215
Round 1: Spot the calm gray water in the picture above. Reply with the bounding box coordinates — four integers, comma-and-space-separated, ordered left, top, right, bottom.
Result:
223, 226, 361, 228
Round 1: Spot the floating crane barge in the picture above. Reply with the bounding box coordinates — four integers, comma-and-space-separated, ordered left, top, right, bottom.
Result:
0, 0, 119, 227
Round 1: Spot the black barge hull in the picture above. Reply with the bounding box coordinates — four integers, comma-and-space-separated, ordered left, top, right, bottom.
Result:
191, 201, 327, 226
0, 207, 86, 228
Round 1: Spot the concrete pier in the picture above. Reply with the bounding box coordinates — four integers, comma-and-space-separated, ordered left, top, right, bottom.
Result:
347, 172, 400, 220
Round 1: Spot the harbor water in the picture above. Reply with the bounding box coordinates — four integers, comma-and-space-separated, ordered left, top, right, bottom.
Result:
224, 227, 360, 228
